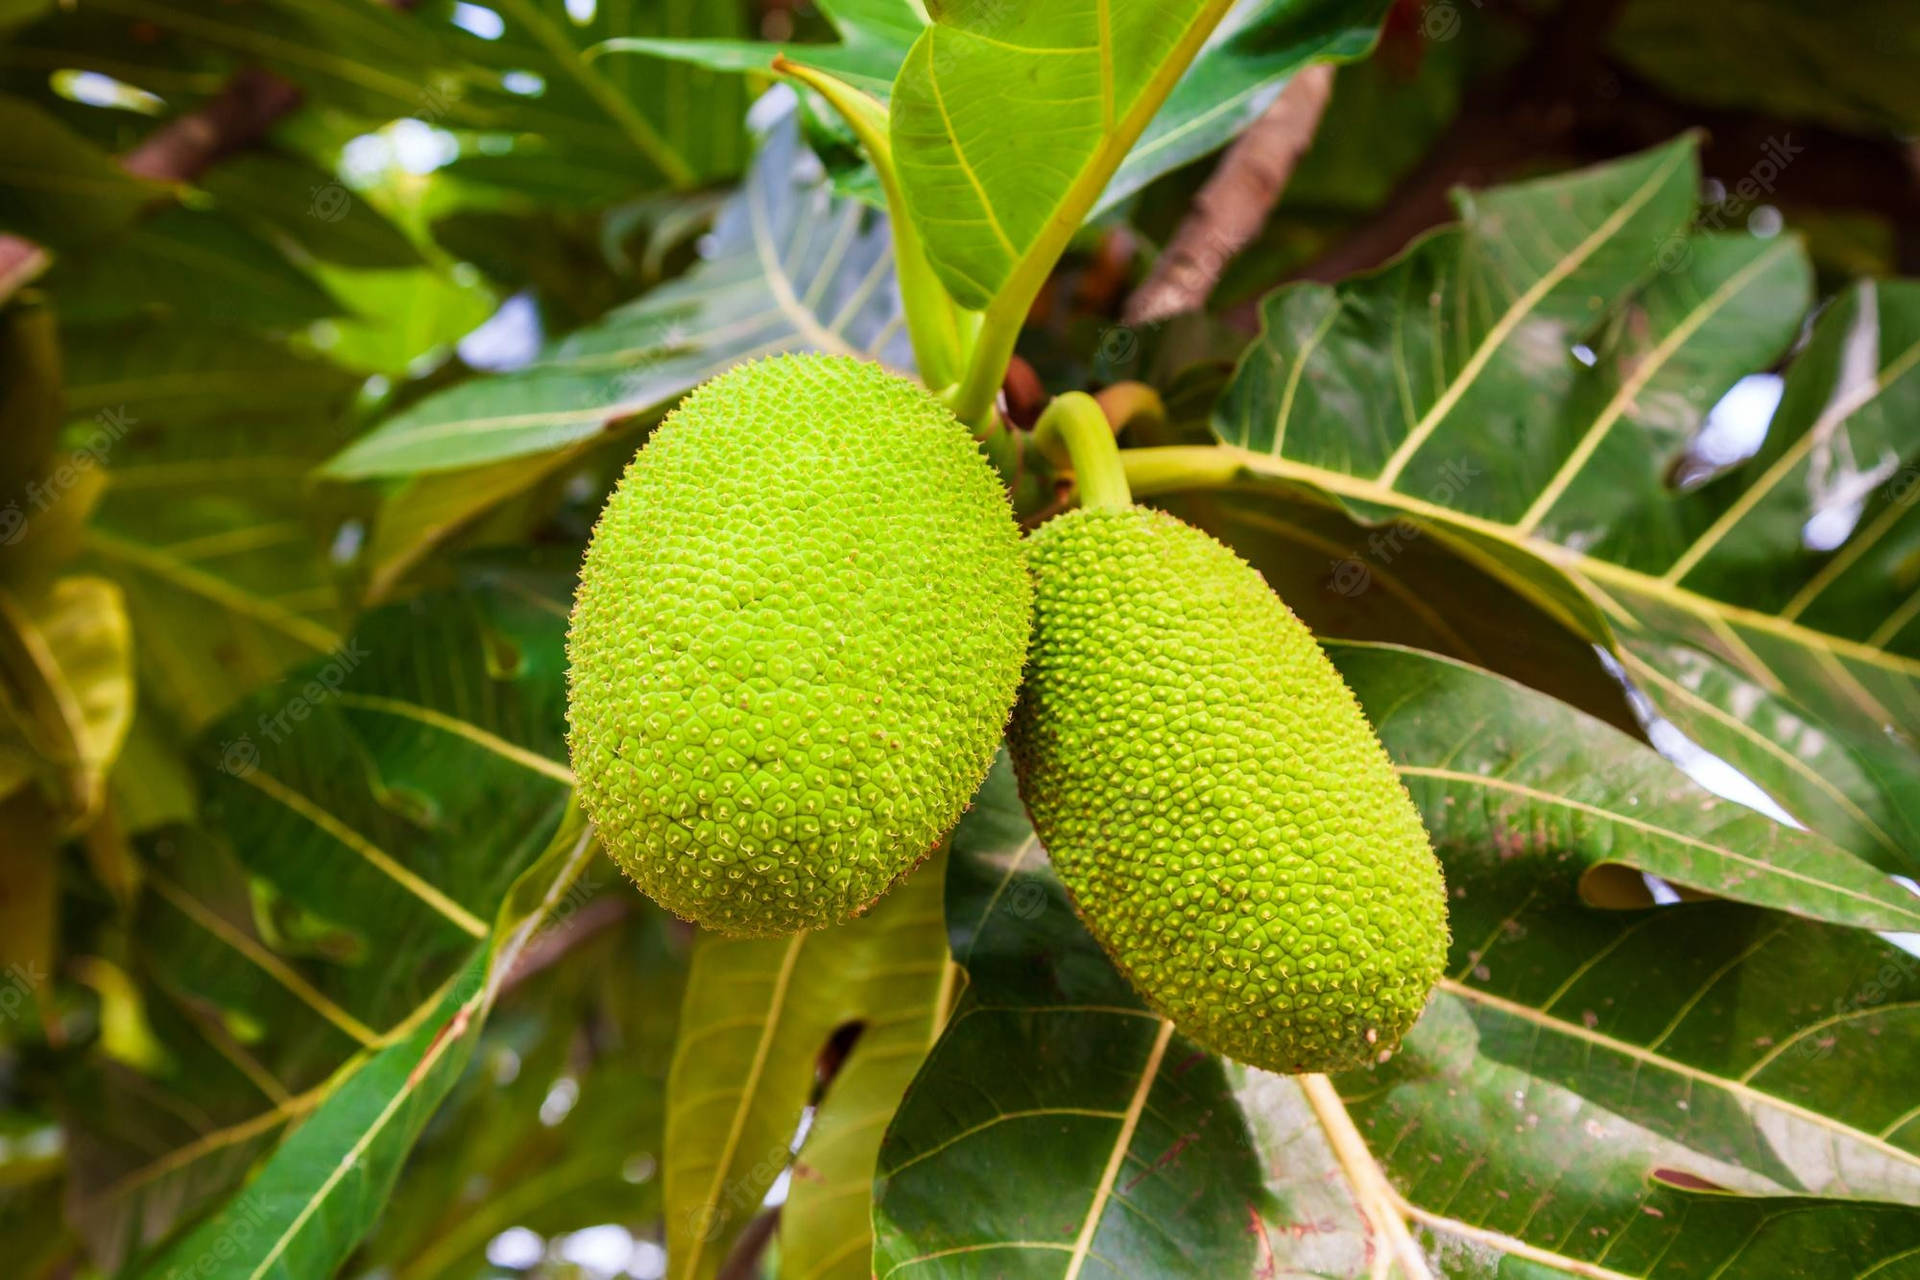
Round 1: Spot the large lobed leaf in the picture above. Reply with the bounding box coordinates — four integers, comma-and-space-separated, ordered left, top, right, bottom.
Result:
888, 0, 1242, 312
875, 644, 1920, 1277
1205, 135, 1920, 878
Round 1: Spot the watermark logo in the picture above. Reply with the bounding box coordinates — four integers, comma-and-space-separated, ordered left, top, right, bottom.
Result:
1328, 556, 1372, 598
218, 736, 260, 779
1097, 325, 1140, 365
1421, 1, 1465, 41
253, 637, 372, 747
1652, 233, 1693, 275
0, 962, 46, 1022
1, 406, 135, 546
1005, 879, 1048, 920
1320, 458, 1480, 598
1659, 134, 1805, 273
307, 182, 352, 223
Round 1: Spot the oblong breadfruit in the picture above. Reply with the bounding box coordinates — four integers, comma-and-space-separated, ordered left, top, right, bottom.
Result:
1009, 505, 1448, 1072
567, 354, 1031, 935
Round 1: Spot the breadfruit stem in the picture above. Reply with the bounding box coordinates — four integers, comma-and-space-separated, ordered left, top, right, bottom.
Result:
772, 55, 970, 390
1093, 381, 1169, 439
1031, 391, 1132, 511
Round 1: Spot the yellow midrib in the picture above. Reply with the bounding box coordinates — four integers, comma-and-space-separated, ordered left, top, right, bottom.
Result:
1219, 444, 1920, 682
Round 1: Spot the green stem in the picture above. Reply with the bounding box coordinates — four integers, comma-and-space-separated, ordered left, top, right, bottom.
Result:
773, 56, 969, 391
1032, 392, 1131, 510
951, 293, 1023, 426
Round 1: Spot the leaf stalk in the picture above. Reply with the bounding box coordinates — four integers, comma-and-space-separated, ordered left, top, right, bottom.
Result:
1031, 392, 1131, 511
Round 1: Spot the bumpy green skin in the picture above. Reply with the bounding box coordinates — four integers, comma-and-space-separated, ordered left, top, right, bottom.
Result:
567, 355, 1031, 936
1009, 506, 1448, 1073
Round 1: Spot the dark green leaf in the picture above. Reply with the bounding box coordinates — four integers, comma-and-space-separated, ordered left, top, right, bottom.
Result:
199, 152, 423, 270
0, 92, 160, 249
42, 206, 341, 329
131, 809, 599, 1280
1331, 641, 1920, 933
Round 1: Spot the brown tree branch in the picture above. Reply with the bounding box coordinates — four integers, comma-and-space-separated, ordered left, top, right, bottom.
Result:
0, 68, 304, 303
1123, 64, 1336, 326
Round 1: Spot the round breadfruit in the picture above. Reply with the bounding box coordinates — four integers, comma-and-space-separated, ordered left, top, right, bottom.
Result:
1009, 505, 1447, 1073
566, 354, 1031, 936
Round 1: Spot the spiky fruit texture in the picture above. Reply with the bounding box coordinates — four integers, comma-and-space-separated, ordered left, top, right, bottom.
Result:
1009, 506, 1448, 1073
566, 354, 1031, 936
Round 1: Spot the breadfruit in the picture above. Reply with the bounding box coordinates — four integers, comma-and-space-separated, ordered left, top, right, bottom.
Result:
566, 354, 1031, 936
1009, 505, 1447, 1072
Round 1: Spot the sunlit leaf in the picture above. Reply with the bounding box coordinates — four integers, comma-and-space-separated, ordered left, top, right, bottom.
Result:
889, 0, 1237, 313
325, 108, 908, 478
0, 575, 133, 825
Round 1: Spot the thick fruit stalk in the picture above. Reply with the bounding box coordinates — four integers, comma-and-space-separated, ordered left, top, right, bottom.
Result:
566, 354, 1032, 936
1011, 397, 1447, 1072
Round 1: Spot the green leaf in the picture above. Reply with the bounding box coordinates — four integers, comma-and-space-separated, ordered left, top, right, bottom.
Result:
0, 301, 64, 570
60, 316, 362, 431
1613, 635, 1920, 875
1203, 136, 1920, 872
307, 257, 498, 378
1100, 0, 1389, 211
873, 755, 1272, 1280
440, 0, 750, 203
614, 0, 1389, 217
41, 207, 341, 330
325, 109, 909, 478
357, 908, 685, 1280
0, 789, 61, 1023
1331, 640, 1920, 933
664, 851, 949, 1280
65, 576, 574, 1269
77, 0, 467, 119
131, 807, 600, 1280
83, 425, 350, 733
889, 0, 1238, 314
0, 575, 134, 825
0, 92, 160, 250
198, 151, 423, 270
1332, 877, 1920, 1274
357, 442, 593, 604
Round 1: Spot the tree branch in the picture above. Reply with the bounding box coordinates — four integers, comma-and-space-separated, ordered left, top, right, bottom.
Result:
1124, 65, 1336, 325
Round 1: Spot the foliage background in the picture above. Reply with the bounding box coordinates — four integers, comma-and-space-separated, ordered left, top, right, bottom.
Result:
2, 0, 1919, 1277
